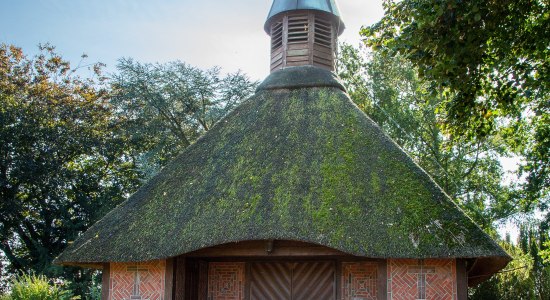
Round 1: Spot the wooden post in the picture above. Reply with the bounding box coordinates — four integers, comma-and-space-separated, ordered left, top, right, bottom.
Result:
378, 260, 388, 300
198, 260, 208, 300
174, 257, 186, 299
456, 259, 468, 300
335, 260, 341, 300
101, 263, 110, 300
282, 15, 288, 69
308, 12, 315, 66
164, 258, 175, 300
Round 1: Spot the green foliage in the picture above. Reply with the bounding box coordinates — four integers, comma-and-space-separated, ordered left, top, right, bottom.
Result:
338, 41, 550, 297
470, 226, 550, 299
62, 270, 101, 300
0, 44, 141, 296
359, 1, 550, 292
358, 1, 550, 294
0, 43, 258, 297
470, 243, 535, 299
111, 59, 258, 177
542, 241, 550, 264
337, 44, 515, 228
361, 0, 549, 221
362, 0, 549, 133
85, 285, 101, 300
4, 273, 78, 300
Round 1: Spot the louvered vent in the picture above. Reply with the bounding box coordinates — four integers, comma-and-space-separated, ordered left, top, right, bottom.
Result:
271, 22, 283, 50
270, 21, 284, 71
287, 15, 309, 44
312, 16, 334, 69
314, 18, 332, 48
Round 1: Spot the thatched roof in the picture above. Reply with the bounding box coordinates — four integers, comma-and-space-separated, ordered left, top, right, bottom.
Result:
55, 66, 510, 275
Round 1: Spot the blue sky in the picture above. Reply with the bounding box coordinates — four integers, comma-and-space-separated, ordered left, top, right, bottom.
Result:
0, 0, 384, 80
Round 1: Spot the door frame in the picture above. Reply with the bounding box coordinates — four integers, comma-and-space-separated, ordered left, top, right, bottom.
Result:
175, 256, 386, 300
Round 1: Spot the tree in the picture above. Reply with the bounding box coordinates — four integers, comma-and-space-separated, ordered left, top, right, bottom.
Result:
361, 0, 549, 217
0, 44, 141, 295
0, 45, 257, 296
338, 41, 550, 299
469, 240, 535, 300
470, 226, 550, 299
337, 44, 515, 229
111, 59, 258, 177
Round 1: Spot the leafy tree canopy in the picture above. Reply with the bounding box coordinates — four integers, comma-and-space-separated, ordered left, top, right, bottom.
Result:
111, 59, 258, 177
0, 44, 258, 296
0, 44, 141, 295
338, 42, 550, 300
338, 44, 515, 230
361, 0, 548, 220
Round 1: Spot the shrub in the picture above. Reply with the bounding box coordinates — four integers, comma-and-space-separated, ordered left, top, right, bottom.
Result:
6, 273, 79, 300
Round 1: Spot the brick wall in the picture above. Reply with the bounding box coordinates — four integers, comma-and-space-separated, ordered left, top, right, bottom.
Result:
104, 258, 458, 299
207, 262, 246, 300
108, 260, 166, 300
341, 262, 379, 300
387, 259, 457, 300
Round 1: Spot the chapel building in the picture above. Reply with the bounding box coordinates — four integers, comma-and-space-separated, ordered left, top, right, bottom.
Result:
56, 1, 511, 299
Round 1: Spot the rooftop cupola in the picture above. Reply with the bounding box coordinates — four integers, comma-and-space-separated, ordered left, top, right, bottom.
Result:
265, 0, 345, 72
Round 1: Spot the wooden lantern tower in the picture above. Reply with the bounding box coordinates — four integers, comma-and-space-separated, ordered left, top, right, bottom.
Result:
266, 0, 345, 72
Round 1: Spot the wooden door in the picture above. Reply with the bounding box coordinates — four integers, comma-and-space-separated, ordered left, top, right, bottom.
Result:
291, 262, 335, 300
249, 261, 335, 300
250, 262, 292, 299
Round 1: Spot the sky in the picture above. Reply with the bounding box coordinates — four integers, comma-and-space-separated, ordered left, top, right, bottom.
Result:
0, 0, 385, 80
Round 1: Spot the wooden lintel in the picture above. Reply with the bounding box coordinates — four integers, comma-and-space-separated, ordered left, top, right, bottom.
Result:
184, 240, 351, 258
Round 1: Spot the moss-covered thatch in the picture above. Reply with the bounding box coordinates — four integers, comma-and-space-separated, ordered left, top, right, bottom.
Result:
55, 66, 510, 270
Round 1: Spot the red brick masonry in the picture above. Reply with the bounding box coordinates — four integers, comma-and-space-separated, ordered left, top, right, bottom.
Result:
207, 262, 246, 300
342, 262, 379, 300
388, 259, 457, 300
106, 259, 458, 299
108, 260, 166, 300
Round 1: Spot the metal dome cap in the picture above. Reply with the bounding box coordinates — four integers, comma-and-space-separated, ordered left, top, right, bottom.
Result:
265, 0, 345, 35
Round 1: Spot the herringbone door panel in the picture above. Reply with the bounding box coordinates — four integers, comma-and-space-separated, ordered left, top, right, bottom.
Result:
249, 261, 335, 300
292, 262, 335, 300
250, 262, 292, 300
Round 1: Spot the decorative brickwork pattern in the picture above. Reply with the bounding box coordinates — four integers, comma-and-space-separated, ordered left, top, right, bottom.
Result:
341, 262, 378, 300
425, 260, 456, 300
388, 259, 457, 300
109, 260, 166, 300
207, 262, 245, 300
